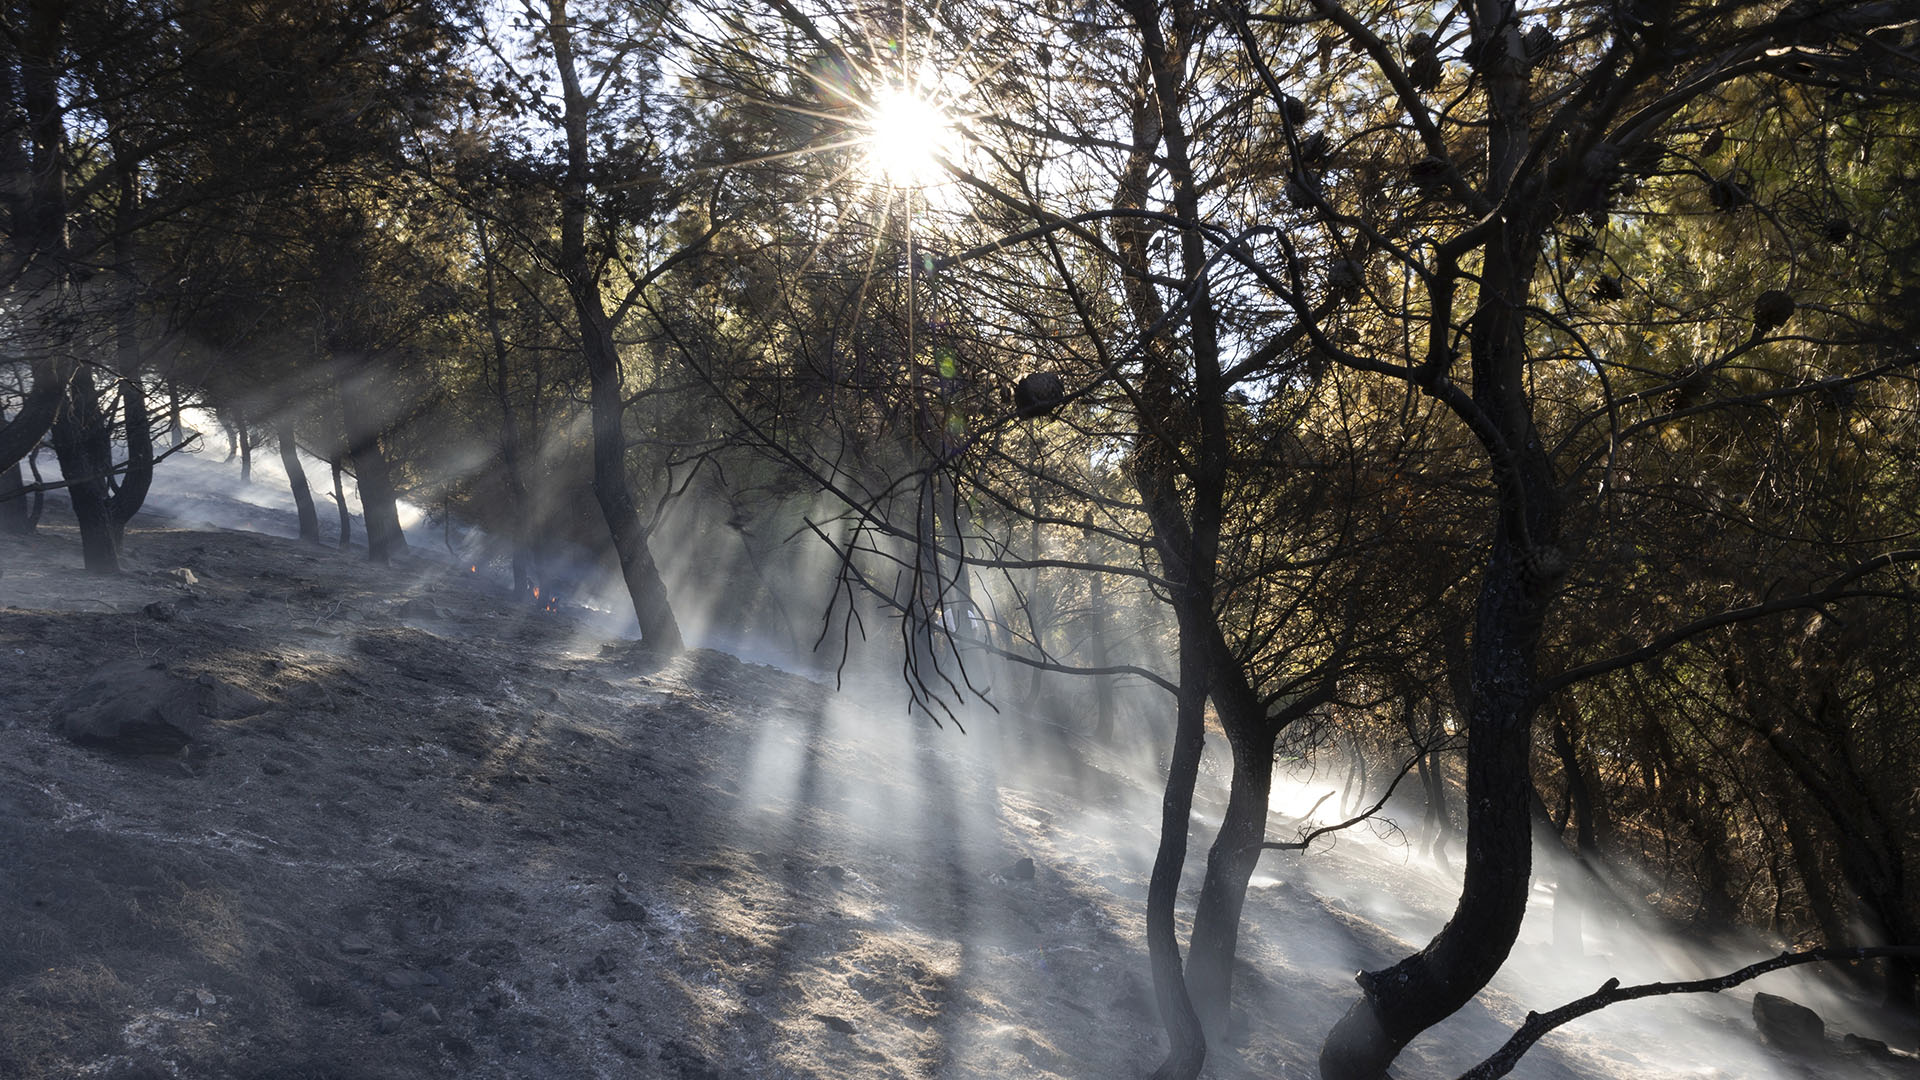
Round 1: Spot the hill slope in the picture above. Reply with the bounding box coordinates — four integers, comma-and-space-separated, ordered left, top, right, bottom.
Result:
1, 480, 1910, 1079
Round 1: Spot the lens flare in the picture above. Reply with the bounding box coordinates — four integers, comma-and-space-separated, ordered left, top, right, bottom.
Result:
863, 85, 960, 187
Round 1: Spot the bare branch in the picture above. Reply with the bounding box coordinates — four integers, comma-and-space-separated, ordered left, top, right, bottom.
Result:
1461, 946, 1920, 1080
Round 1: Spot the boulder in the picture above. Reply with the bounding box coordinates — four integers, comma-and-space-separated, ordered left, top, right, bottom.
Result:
398, 597, 439, 620
1753, 991, 1827, 1057
1842, 1033, 1893, 1059
208, 677, 271, 719
60, 659, 214, 752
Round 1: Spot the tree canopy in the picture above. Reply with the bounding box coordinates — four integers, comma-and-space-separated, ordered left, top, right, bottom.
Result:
4, 0, 1916, 1075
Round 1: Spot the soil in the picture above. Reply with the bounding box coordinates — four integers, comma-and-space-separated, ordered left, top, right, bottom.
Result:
2, 489, 1913, 1079
0, 510, 1185, 1080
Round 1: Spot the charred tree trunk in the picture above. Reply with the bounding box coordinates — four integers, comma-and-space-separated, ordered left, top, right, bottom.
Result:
475, 215, 534, 596
0, 361, 65, 474
105, 372, 151, 548
0, 458, 26, 534
330, 456, 352, 549
1184, 710, 1276, 1044
2, 2, 73, 476
25, 449, 45, 528
1761, 695, 1917, 1014
1321, 529, 1557, 1080
1086, 544, 1118, 741
0, 403, 32, 534
1143, 591, 1210, 1080
237, 412, 253, 483
278, 421, 320, 543
1320, 18, 1560, 1062
1552, 712, 1607, 858
102, 125, 150, 550
49, 365, 121, 573
548, 0, 682, 652
337, 365, 406, 564
1405, 699, 1453, 865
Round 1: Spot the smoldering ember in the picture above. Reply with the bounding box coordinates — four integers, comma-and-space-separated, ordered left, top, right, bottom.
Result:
2, 2, 1918, 1078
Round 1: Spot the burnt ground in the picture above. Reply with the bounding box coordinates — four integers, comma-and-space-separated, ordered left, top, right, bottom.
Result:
0, 513, 1190, 1080
2, 499, 1915, 1080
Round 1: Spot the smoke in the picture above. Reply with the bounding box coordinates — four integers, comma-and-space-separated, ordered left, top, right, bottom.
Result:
1243, 768, 1907, 1078
28, 403, 1902, 1079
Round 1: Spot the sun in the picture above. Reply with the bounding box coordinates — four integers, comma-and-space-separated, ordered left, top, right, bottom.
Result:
862, 85, 960, 188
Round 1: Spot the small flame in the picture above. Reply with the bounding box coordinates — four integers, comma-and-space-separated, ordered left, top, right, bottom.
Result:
470, 565, 477, 573
533, 586, 540, 599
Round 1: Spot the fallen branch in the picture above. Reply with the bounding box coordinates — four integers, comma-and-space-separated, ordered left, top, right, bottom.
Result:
1459, 945, 1920, 1080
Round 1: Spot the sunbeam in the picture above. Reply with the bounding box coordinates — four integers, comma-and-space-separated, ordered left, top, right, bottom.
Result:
861, 83, 961, 188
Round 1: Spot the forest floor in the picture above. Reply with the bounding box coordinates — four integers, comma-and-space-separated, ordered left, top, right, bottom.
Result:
1, 473, 1915, 1079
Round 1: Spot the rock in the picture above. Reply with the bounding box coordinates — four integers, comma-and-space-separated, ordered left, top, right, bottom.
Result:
293, 975, 340, 1006
143, 601, 178, 622
261, 760, 286, 776
337, 934, 373, 955
608, 886, 647, 923
381, 968, 435, 993
813, 1013, 856, 1034
398, 597, 439, 619
169, 567, 199, 586
1842, 1033, 1891, 1057
416, 1003, 442, 1025
192, 988, 217, 1008
377, 1009, 405, 1035
60, 659, 213, 752
1002, 857, 1036, 881
1753, 991, 1827, 1056
1839, 1033, 1916, 1064
208, 678, 271, 719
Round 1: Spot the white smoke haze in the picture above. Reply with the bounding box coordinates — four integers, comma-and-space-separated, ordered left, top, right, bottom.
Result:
15, 439, 1908, 1080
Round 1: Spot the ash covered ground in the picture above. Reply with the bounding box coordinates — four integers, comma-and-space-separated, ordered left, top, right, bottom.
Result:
1, 467, 1913, 1079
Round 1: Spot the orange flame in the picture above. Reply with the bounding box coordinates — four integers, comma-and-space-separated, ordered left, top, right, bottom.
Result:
533, 586, 541, 599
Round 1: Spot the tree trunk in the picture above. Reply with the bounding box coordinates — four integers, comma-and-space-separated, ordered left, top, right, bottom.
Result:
48, 366, 120, 573
1022, 480, 1052, 701
1086, 554, 1117, 742
105, 373, 152, 548
279, 421, 320, 543
0, 359, 66, 473
475, 215, 534, 596
548, 0, 682, 652
330, 456, 352, 549
0, 459, 26, 534
347, 436, 403, 564
1184, 721, 1276, 1045
103, 126, 150, 550
1761, 699, 1917, 1014
237, 412, 253, 483
3, 2, 73, 476
0, 402, 31, 534
1321, 534, 1552, 1080
1319, 9, 1563, 1069
337, 365, 405, 564
25, 449, 46, 529
1145, 621, 1210, 1080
